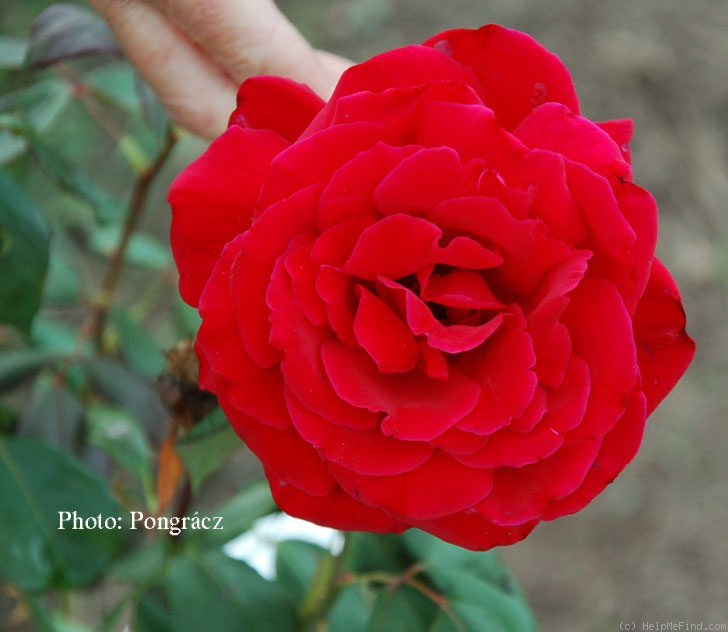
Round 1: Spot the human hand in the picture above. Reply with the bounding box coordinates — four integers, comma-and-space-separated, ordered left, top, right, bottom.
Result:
89, 0, 352, 138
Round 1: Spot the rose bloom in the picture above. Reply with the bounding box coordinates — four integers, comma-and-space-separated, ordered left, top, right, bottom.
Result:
169, 25, 695, 549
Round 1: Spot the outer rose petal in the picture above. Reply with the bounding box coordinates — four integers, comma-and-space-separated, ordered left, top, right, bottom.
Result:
423, 24, 580, 130
196, 237, 290, 430
169, 126, 288, 305
543, 390, 647, 519
633, 258, 695, 414
408, 512, 538, 550
514, 102, 631, 181
269, 472, 407, 533
229, 76, 325, 141
321, 45, 483, 112
329, 451, 494, 520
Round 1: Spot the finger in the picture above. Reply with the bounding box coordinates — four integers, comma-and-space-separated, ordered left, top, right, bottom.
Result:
89, 0, 237, 138
147, 0, 349, 98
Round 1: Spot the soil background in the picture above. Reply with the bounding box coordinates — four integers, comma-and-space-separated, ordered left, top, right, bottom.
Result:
279, 0, 728, 629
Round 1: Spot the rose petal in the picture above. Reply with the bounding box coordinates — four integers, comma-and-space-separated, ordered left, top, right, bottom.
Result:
566, 161, 640, 309
326, 45, 483, 104
562, 279, 640, 440
502, 386, 548, 434
408, 512, 538, 550
170, 126, 288, 305
435, 236, 503, 270
286, 392, 433, 476
543, 390, 646, 519
616, 182, 658, 308
196, 236, 291, 429
541, 355, 591, 434
318, 143, 419, 228
633, 258, 696, 414
475, 439, 600, 525
515, 102, 631, 181
402, 284, 506, 353
428, 196, 544, 258
373, 147, 468, 216
417, 341, 449, 379
417, 101, 528, 170
455, 308, 538, 434
516, 149, 588, 244
269, 268, 378, 431
597, 118, 633, 165
269, 472, 407, 533
354, 286, 419, 373
421, 269, 504, 309
423, 24, 580, 130
229, 76, 324, 141
345, 214, 442, 281
525, 250, 591, 387
282, 238, 328, 327
454, 421, 563, 468
375, 276, 506, 354
230, 184, 321, 368
321, 341, 481, 441
230, 421, 336, 496
259, 122, 395, 210
311, 216, 376, 269
329, 451, 493, 520
315, 266, 359, 347
328, 81, 483, 143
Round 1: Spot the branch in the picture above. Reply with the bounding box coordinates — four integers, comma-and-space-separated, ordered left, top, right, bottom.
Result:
82, 126, 177, 349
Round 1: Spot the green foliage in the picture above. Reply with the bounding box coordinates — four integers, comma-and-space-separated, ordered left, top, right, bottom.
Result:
175, 408, 241, 492
0, 168, 50, 332
166, 550, 298, 632
0, 436, 128, 592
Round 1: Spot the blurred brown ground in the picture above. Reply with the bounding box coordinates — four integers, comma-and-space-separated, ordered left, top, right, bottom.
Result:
283, 0, 728, 629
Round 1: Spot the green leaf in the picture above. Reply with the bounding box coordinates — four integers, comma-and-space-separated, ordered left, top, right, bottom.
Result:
166, 549, 297, 632
0, 79, 72, 165
275, 540, 326, 605
82, 357, 167, 431
110, 537, 168, 584
111, 309, 165, 378
367, 583, 438, 632
19, 373, 83, 450
87, 63, 141, 113
31, 316, 83, 355
0, 436, 127, 592
26, 3, 120, 69
135, 72, 170, 138
90, 224, 171, 270
327, 584, 372, 632
26, 596, 95, 632
43, 234, 82, 304
0, 168, 50, 332
347, 531, 412, 574
9, 117, 121, 222
0, 349, 55, 391
135, 590, 175, 632
0, 36, 28, 70
0, 401, 17, 434
175, 408, 240, 492
86, 403, 153, 487
402, 530, 536, 632
188, 480, 276, 547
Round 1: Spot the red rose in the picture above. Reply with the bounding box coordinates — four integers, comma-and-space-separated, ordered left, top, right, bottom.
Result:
169, 25, 695, 549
